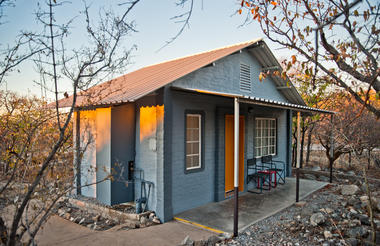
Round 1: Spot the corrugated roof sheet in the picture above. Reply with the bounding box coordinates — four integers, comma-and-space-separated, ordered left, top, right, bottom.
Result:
176, 87, 335, 114
58, 38, 263, 108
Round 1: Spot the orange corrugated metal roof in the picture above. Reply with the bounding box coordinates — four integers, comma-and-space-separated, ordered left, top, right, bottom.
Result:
58, 38, 263, 107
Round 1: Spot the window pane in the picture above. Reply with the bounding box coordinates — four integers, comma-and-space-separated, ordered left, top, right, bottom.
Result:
256, 148, 261, 157
187, 115, 198, 128
187, 129, 199, 141
263, 138, 268, 147
263, 147, 268, 156
192, 129, 199, 141
270, 137, 274, 146
186, 142, 192, 154
193, 142, 199, 155
270, 146, 275, 154
186, 156, 192, 167
193, 154, 199, 166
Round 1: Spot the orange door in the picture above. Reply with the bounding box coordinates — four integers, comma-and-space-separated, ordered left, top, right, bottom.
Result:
225, 115, 245, 195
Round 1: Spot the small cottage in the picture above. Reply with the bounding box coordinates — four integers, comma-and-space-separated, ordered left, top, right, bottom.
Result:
59, 38, 331, 222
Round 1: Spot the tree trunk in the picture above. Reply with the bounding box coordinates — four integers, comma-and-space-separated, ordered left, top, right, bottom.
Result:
368, 149, 371, 170
305, 124, 314, 165
300, 125, 306, 168
329, 157, 334, 183
348, 151, 352, 167
0, 217, 7, 244
292, 126, 297, 168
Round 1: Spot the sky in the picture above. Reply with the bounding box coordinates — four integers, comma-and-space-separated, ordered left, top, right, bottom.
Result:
0, 0, 289, 100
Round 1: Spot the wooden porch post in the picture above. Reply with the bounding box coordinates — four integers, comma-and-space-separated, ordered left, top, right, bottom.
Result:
296, 111, 301, 202
329, 114, 334, 183
233, 97, 239, 237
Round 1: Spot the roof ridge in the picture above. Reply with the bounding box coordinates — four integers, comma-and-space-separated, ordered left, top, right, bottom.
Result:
133, 38, 263, 71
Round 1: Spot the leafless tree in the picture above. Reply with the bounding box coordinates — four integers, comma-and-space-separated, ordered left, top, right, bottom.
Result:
239, 0, 380, 118
0, 0, 140, 245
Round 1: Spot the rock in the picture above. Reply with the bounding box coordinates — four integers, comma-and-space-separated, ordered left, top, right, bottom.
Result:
347, 171, 355, 176
347, 227, 368, 238
92, 215, 101, 222
346, 238, 358, 246
352, 213, 370, 226
324, 231, 333, 239
320, 208, 333, 214
310, 212, 326, 226
152, 217, 161, 224
295, 201, 307, 207
349, 208, 358, 214
182, 235, 194, 246
63, 213, 71, 220
341, 201, 348, 207
194, 240, 205, 246
301, 207, 314, 217
366, 231, 380, 245
305, 174, 317, 180
359, 195, 369, 202
341, 185, 360, 196
140, 216, 148, 225
207, 235, 222, 245
319, 176, 330, 182
149, 212, 155, 220
312, 166, 321, 171
57, 208, 65, 216
375, 199, 380, 212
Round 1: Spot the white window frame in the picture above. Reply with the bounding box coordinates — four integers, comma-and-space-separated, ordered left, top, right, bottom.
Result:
186, 114, 202, 170
255, 118, 276, 158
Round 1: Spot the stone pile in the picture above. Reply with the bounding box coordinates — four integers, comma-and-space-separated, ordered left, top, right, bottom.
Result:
55, 197, 160, 231
224, 181, 380, 246
178, 235, 227, 246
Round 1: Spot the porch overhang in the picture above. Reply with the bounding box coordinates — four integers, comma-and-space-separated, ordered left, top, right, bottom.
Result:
172, 87, 335, 115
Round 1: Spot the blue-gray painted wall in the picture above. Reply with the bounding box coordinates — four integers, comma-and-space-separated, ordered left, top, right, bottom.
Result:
170, 91, 233, 215
173, 50, 289, 103
111, 104, 135, 204
169, 90, 290, 214
134, 92, 165, 219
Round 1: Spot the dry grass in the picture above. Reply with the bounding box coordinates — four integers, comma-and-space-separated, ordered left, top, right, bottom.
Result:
303, 149, 380, 179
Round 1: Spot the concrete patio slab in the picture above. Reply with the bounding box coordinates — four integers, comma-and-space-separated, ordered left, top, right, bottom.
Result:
174, 178, 328, 234
36, 215, 216, 246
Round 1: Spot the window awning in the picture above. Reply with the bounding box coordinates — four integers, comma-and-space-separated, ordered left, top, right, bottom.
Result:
173, 87, 335, 115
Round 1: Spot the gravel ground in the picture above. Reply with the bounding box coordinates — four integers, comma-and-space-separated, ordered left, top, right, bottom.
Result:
224, 180, 380, 246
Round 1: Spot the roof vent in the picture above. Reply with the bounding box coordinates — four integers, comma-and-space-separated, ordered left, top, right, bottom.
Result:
240, 63, 251, 91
